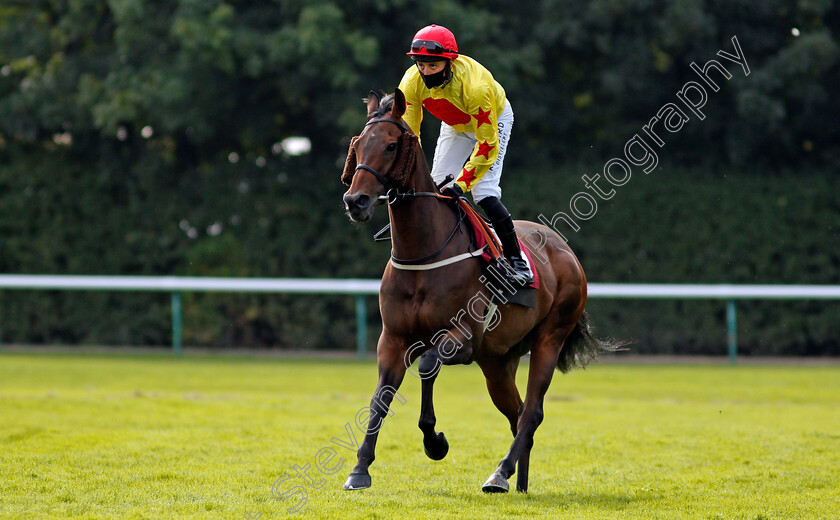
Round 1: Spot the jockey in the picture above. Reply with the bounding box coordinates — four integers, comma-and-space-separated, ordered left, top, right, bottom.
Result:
398, 24, 533, 286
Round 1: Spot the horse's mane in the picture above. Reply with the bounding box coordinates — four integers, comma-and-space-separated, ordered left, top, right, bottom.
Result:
368, 93, 395, 119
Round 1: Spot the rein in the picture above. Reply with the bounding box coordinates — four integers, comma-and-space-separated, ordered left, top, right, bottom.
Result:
379, 189, 444, 205
390, 203, 465, 266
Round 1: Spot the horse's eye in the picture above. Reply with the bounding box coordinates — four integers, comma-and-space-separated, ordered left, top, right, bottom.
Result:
386, 142, 397, 152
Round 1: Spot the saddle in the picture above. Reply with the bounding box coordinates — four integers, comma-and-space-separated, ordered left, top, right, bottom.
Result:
456, 198, 540, 309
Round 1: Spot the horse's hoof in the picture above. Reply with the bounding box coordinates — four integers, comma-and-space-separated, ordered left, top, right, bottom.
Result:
481, 472, 510, 493
342, 472, 371, 490
423, 431, 449, 461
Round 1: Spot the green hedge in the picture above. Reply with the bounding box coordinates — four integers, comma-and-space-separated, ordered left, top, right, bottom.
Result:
503, 163, 840, 356
1, 153, 837, 355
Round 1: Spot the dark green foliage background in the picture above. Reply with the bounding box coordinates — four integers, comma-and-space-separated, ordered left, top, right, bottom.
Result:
0, 1, 837, 354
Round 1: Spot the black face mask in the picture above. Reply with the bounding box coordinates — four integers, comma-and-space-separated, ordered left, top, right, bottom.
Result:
418, 61, 452, 89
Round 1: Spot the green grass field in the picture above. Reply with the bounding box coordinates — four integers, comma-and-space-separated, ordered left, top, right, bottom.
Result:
1, 352, 838, 520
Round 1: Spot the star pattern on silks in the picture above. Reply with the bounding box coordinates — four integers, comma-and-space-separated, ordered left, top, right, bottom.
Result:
476, 140, 495, 159
460, 165, 477, 188
472, 107, 492, 128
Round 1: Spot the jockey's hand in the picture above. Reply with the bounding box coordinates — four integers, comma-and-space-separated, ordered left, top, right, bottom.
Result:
442, 184, 463, 199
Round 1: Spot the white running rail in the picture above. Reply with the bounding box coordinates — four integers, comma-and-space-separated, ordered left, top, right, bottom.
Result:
1, 275, 838, 361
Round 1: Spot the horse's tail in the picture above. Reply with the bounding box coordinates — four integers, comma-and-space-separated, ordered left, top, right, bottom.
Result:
556, 311, 625, 373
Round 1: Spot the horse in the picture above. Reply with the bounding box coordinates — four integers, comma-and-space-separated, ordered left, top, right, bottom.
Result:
340, 88, 611, 493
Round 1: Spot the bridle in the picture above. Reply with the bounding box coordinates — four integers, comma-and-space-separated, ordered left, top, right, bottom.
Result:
353, 117, 409, 193
355, 117, 484, 269
355, 117, 442, 204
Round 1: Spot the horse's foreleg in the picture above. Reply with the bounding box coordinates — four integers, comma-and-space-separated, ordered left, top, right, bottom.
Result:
343, 340, 408, 491
417, 326, 475, 461
418, 350, 450, 460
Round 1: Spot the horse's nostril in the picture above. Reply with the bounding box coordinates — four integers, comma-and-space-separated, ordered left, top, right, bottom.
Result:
343, 193, 372, 215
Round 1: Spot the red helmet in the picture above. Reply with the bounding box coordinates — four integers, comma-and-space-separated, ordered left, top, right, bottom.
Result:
406, 24, 459, 61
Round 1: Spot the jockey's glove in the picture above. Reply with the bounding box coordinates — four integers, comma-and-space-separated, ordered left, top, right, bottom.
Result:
442, 184, 463, 199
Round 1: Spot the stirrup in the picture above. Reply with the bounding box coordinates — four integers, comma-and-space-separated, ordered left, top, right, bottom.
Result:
498, 256, 534, 286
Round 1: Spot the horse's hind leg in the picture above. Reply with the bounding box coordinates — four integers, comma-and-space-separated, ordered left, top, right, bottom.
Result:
479, 354, 530, 492
482, 326, 574, 493
418, 349, 449, 460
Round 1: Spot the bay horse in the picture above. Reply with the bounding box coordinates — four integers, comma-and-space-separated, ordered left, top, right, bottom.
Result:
340, 89, 610, 493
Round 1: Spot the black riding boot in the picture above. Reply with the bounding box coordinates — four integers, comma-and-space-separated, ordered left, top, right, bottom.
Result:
478, 197, 534, 286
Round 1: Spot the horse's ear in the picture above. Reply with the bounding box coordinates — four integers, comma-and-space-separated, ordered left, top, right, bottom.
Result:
341, 136, 359, 186
392, 88, 407, 119
365, 90, 381, 117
